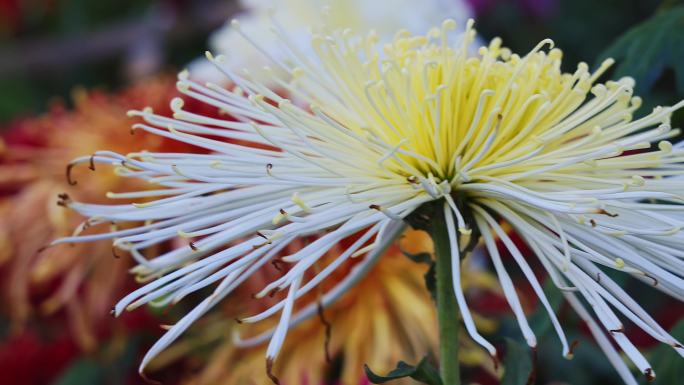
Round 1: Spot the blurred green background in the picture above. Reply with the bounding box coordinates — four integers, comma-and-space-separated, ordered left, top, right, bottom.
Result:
0, 0, 237, 123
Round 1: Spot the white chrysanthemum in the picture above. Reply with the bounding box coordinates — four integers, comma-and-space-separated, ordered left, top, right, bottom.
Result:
188, 0, 474, 83
57, 19, 684, 384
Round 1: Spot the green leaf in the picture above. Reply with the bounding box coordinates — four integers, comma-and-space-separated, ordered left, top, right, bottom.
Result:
424, 262, 437, 303
598, 5, 684, 95
399, 244, 437, 302
528, 279, 564, 338
52, 359, 104, 385
400, 250, 433, 265
364, 357, 443, 385
646, 319, 684, 384
501, 338, 533, 385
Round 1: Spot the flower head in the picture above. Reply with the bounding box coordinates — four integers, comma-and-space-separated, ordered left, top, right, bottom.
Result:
58, 18, 684, 383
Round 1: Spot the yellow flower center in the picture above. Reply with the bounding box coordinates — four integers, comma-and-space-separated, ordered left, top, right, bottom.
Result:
306, 20, 626, 183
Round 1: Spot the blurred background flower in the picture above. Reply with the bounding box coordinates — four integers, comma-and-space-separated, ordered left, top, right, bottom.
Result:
187, 0, 475, 83
0, 0, 683, 384
148, 231, 501, 385
0, 75, 189, 385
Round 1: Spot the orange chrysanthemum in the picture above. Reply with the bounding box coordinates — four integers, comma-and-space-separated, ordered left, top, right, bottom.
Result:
148, 230, 499, 385
0, 75, 186, 350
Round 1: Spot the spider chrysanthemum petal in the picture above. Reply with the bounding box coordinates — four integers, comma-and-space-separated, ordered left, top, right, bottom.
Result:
58, 18, 684, 384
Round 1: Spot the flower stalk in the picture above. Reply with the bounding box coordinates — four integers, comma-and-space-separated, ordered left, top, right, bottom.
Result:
432, 210, 462, 385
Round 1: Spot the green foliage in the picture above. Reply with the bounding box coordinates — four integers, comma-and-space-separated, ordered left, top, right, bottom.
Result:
599, 5, 684, 95
528, 279, 564, 338
400, 249, 432, 265
501, 338, 533, 385
400, 247, 437, 302
0, 77, 38, 122
52, 359, 104, 385
644, 319, 684, 384
52, 336, 142, 385
364, 357, 443, 385
424, 262, 437, 303
475, 0, 661, 72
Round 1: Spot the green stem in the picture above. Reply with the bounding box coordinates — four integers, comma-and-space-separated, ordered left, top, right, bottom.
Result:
431, 211, 461, 385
